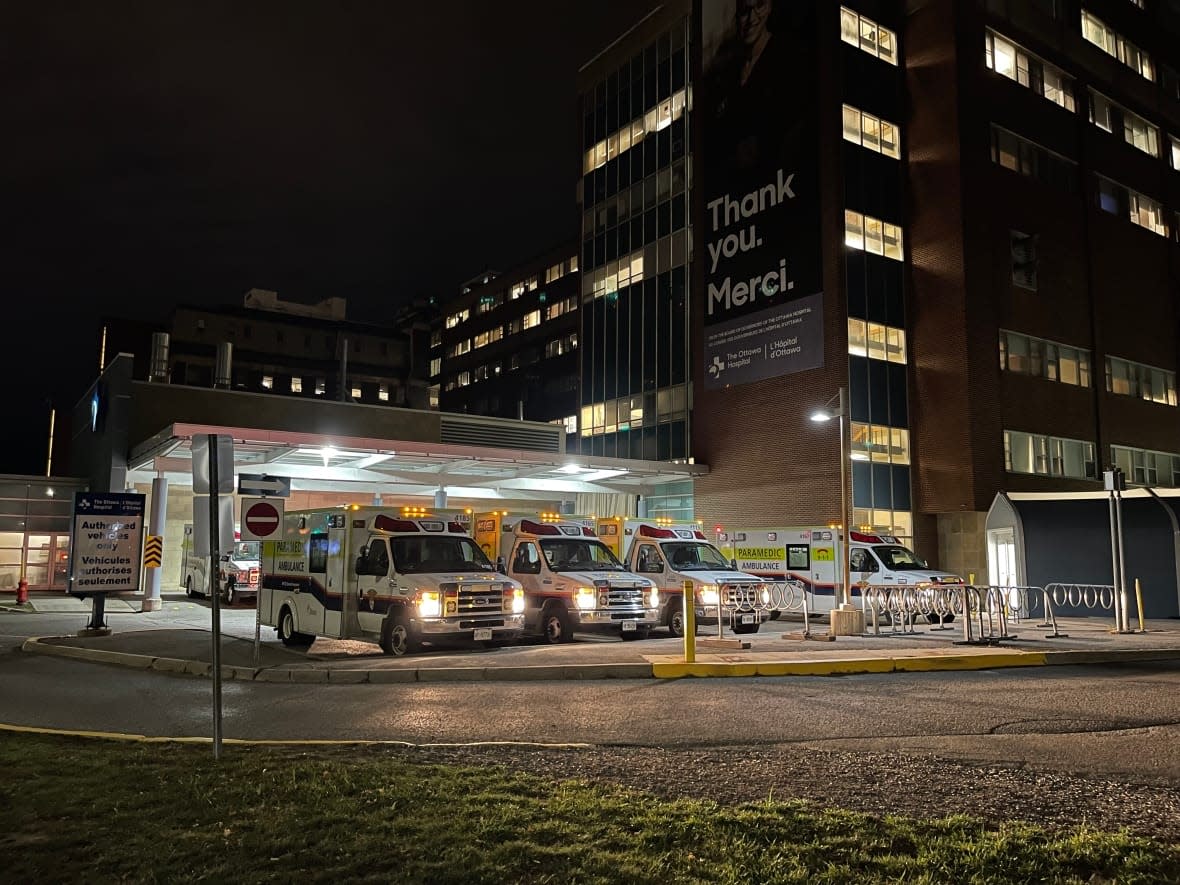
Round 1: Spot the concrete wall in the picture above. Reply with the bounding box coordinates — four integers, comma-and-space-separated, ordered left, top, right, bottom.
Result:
937, 511, 988, 585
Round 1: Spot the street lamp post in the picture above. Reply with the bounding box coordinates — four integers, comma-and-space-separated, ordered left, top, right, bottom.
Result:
811, 387, 853, 615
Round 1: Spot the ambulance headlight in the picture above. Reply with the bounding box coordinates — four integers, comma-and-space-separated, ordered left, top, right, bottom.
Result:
510, 588, 525, 614
575, 587, 597, 610
648, 587, 660, 609
698, 585, 719, 606
760, 585, 771, 605
417, 591, 441, 619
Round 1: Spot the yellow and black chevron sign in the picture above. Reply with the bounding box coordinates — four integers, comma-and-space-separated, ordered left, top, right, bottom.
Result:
143, 535, 163, 569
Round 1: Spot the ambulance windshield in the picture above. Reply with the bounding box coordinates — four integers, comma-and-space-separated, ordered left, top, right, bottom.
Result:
872, 545, 927, 570
540, 538, 625, 572
234, 541, 260, 560
663, 542, 730, 570
390, 536, 495, 574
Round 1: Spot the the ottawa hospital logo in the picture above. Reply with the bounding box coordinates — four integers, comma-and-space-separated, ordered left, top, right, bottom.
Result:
708, 355, 726, 379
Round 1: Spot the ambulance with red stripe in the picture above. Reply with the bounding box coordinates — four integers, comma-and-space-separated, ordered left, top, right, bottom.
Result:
716, 527, 961, 621
474, 513, 659, 642
259, 507, 525, 655
597, 518, 770, 637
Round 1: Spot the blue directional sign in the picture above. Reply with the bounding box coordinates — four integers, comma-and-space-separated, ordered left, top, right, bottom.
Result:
237, 473, 291, 498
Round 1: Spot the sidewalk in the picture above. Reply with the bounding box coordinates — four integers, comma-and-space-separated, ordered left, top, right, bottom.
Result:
7, 593, 1180, 682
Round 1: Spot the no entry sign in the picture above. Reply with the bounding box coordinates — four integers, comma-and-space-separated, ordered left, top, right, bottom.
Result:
240, 498, 285, 541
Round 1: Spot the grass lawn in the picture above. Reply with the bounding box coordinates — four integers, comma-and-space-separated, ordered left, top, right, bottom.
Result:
1, 731, 1177, 883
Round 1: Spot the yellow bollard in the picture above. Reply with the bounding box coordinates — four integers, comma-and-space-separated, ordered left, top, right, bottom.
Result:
682, 580, 696, 663
969, 573, 975, 586
1135, 578, 1146, 632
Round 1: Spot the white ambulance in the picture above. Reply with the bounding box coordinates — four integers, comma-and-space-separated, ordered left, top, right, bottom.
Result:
181, 524, 260, 605
716, 527, 962, 621
474, 513, 659, 642
597, 518, 770, 637
260, 507, 525, 655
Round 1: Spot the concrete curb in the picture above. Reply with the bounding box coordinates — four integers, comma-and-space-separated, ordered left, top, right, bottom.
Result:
17, 636, 1180, 683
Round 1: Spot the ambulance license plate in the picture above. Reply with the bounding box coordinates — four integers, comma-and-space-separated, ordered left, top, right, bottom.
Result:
741, 614, 755, 625
621, 621, 637, 631
473, 628, 493, 641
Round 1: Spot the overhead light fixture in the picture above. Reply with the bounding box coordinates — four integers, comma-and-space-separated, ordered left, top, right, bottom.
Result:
320, 446, 338, 466
559, 463, 584, 474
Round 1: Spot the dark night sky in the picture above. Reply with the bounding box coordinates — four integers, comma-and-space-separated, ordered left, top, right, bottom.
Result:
1, 1, 660, 473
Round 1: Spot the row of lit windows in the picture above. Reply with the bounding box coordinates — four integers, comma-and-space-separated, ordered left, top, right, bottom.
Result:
443, 334, 581, 390
840, 7, 897, 65
999, 331, 1091, 387
985, 30, 1075, 112
1082, 9, 1153, 82
445, 305, 577, 358
1091, 90, 1159, 157
841, 104, 900, 158
848, 318, 906, 364
1112, 445, 1180, 487
583, 88, 687, 175
1004, 430, 1097, 480
851, 422, 910, 465
260, 374, 390, 402
579, 384, 689, 437
1097, 175, 1168, 237
581, 230, 688, 301
1106, 356, 1177, 405
844, 210, 903, 261
544, 256, 579, 284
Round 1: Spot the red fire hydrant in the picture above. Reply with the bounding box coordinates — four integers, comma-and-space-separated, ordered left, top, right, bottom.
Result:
15, 579, 29, 605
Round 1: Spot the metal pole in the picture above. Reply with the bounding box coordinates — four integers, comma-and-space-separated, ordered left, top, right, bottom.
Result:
1115, 488, 1129, 632
144, 476, 167, 612
682, 580, 696, 663
45, 407, 55, 477
838, 387, 850, 609
1108, 490, 1122, 633
208, 434, 223, 761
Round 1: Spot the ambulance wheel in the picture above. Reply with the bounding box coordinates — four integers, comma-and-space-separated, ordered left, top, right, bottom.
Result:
277, 607, 314, 648
541, 603, 572, 644
222, 579, 236, 606
380, 613, 420, 656
185, 576, 195, 599
668, 601, 687, 638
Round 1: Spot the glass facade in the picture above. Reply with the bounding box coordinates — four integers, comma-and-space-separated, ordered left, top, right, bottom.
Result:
578, 19, 691, 462
0, 478, 87, 591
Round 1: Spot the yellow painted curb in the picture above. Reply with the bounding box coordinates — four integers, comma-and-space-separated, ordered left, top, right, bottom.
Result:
652, 653, 1049, 678
894, 653, 1046, 672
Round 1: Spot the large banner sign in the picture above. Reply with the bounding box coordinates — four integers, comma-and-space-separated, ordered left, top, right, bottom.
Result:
701, 0, 823, 388
70, 492, 146, 594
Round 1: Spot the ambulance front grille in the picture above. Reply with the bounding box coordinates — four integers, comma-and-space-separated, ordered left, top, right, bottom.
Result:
443, 582, 506, 614
605, 587, 643, 607
723, 583, 760, 610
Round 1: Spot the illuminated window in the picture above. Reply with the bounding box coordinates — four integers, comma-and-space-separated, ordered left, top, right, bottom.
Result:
845, 210, 903, 261
990, 126, 1077, 192
522, 310, 541, 330
290, 377, 303, 394
315, 378, 326, 396
1105, 356, 1177, 405
840, 7, 898, 65
985, 30, 1075, 112
378, 384, 389, 402
261, 375, 273, 390
1082, 10, 1153, 81
1096, 176, 1167, 236
848, 318, 906, 364
583, 88, 689, 173
350, 386, 361, 399
457, 371, 471, 388
1112, 445, 1180, 487
842, 104, 901, 159
999, 330, 1090, 386
445, 309, 469, 329
1004, 430, 1096, 478
851, 422, 910, 464
429, 358, 441, 377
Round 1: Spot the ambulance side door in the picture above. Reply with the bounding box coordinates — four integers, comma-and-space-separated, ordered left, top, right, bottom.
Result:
353, 534, 390, 637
